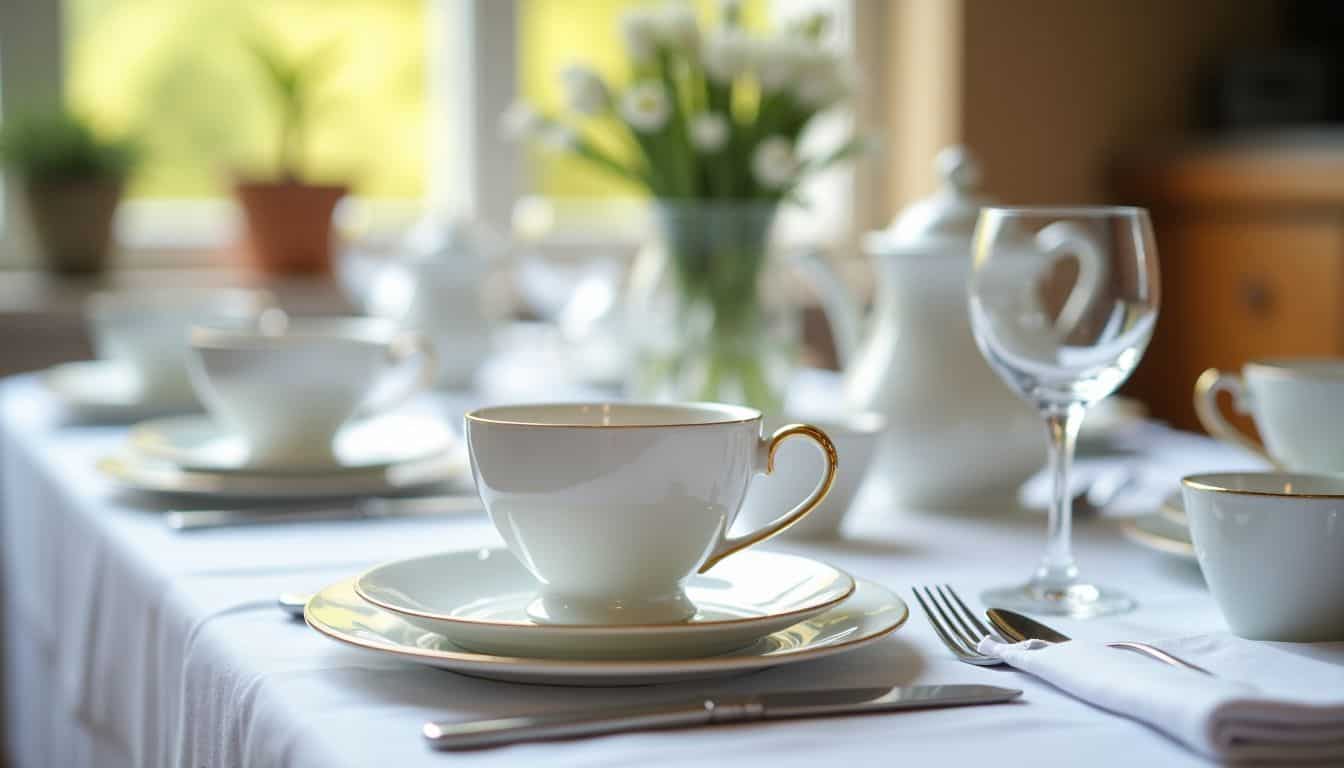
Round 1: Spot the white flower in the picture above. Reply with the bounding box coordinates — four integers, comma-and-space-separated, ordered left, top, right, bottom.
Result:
560, 64, 611, 115
690, 113, 729, 152
620, 82, 671, 133
752, 136, 798, 189
702, 31, 752, 83
795, 50, 855, 108
655, 5, 700, 50
538, 123, 578, 152
752, 37, 805, 93
619, 9, 659, 63
499, 102, 544, 140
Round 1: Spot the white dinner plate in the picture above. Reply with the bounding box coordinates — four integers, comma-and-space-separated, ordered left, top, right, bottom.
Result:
43, 361, 198, 422
1120, 513, 1196, 561
97, 447, 468, 500
129, 413, 456, 474
307, 577, 907, 686
355, 549, 856, 660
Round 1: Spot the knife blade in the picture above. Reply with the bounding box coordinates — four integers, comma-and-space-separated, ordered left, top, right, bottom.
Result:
165, 494, 482, 531
422, 684, 1022, 750
987, 608, 1212, 675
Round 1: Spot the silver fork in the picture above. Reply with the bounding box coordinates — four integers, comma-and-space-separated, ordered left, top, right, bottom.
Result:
913, 585, 1213, 674
912, 585, 1004, 666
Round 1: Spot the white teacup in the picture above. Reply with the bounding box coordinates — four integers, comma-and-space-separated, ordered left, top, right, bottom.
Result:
464, 403, 838, 625
86, 289, 274, 403
188, 317, 436, 468
1181, 472, 1344, 641
737, 411, 883, 540
1196, 359, 1344, 472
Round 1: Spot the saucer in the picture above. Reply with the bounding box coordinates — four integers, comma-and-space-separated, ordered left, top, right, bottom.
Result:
1120, 513, 1195, 561
43, 361, 197, 422
1157, 490, 1186, 525
129, 413, 456, 474
354, 549, 856, 660
307, 577, 907, 686
97, 448, 467, 499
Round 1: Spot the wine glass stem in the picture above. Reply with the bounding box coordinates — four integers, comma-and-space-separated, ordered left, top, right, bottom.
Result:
1036, 402, 1085, 590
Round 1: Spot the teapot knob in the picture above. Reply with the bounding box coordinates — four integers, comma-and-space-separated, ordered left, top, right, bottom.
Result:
936, 146, 980, 194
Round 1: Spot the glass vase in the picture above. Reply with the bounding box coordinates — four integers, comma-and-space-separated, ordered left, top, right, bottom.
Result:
626, 202, 801, 417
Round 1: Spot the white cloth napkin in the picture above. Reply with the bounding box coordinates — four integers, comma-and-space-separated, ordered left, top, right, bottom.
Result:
978, 635, 1344, 763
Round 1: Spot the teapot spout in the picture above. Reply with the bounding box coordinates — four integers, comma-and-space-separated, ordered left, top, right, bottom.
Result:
792, 250, 862, 369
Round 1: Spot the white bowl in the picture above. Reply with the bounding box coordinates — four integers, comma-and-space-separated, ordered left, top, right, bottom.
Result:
736, 411, 884, 540
1181, 472, 1344, 641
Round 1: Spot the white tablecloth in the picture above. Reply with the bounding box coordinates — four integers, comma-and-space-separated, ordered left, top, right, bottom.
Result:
0, 372, 1318, 768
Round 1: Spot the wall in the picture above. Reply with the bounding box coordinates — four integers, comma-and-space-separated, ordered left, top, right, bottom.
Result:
883, 0, 1283, 210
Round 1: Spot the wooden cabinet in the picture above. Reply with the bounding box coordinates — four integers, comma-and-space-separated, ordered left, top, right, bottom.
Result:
1119, 139, 1344, 432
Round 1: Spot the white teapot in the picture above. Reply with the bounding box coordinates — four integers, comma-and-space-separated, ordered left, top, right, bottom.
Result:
806, 148, 1103, 509
353, 215, 505, 388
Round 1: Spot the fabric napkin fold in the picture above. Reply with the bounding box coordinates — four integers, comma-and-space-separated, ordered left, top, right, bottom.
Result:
977, 635, 1344, 763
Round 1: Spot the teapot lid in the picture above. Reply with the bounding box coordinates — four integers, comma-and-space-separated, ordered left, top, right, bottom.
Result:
880, 146, 993, 244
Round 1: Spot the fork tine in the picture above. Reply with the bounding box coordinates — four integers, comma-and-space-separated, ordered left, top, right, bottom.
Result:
920, 586, 979, 654
911, 587, 971, 658
941, 584, 996, 639
930, 586, 982, 649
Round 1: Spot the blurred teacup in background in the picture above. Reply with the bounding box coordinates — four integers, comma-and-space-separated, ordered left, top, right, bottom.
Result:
86, 288, 274, 404
188, 316, 436, 469
736, 411, 884, 540
1181, 472, 1344, 642
1195, 359, 1344, 471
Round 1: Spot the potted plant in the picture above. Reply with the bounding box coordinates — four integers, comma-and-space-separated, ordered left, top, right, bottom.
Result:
0, 110, 136, 275
233, 38, 348, 275
501, 4, 863, 414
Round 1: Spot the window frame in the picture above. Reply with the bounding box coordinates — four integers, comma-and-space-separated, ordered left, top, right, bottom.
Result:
0, 0, 875, 269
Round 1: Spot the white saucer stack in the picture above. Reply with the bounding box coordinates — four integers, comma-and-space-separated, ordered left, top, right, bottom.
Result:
305, 547, 909, 686
98, 411, 468, 499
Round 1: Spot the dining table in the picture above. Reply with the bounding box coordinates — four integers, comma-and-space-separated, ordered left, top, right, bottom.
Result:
0, 359, 1280, 768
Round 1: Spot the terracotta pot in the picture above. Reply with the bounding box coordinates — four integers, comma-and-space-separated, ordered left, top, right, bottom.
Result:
234, 179, 347, 275
21, 176, 123, 275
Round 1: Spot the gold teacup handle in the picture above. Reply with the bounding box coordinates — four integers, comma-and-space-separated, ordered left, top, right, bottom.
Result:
1193, 368, 1280, 469
699, 423, 838, 573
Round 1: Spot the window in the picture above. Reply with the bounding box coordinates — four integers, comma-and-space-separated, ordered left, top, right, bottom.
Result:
0, 0, 867, 267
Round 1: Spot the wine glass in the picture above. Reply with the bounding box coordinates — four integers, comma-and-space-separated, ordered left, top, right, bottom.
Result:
968, 206, 1159, 617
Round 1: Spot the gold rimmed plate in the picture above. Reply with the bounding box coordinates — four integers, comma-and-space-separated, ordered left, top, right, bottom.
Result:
308, 577, 907, 686
354, 548, 856, 660
43, 361, 198, 422
129, 413, 456, 474
97, 447, 467, 500
1120, 513, 1196, 562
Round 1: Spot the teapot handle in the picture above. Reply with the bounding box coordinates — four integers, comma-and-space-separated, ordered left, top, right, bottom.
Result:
790, 250, 862, 369
1035, 222, 1107, 338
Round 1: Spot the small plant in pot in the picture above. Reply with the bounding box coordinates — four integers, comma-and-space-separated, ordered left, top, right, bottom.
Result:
0, 110, 136, 275
234, 38, 349, 275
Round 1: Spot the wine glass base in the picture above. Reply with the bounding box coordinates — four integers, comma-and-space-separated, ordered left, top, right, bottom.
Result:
981, 582, 1135, 619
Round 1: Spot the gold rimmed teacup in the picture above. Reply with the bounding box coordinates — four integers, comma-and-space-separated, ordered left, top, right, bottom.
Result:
1181, 471, 1344, 641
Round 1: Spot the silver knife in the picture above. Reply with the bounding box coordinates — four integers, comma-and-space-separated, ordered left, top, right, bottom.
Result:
165, 494, 482, 531
987, 608, 1212, 675
422, 684, 1022, 750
